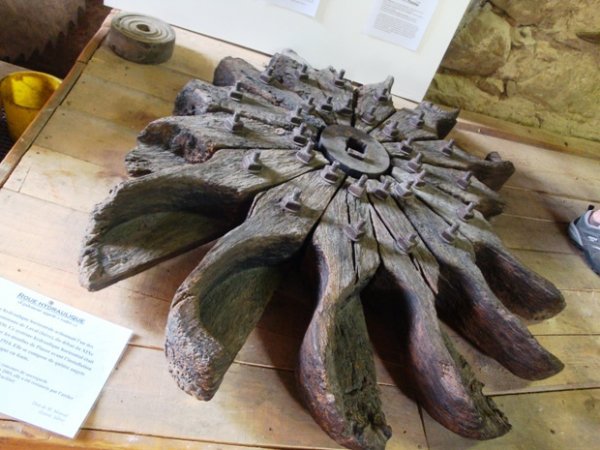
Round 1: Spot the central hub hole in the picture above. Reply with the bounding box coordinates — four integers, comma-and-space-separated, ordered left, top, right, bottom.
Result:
346, 137, 367, 161
136, 23, 151, 32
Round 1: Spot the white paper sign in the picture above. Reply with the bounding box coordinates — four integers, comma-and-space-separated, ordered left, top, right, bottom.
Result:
268, 0, 321, 17
0, 278, 131, 437
366, 0, 439, 51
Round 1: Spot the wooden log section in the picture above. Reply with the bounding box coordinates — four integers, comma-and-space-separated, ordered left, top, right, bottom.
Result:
392, 191, 564, 380
165, 169, 344, 400
298, 186, 390, 450
79, 150, 327, 291
125, 113, 300, 176
385, 139, 515, 191
367, 186, 511, 439
173, 78, 326, 132
392, 162, 506, 218
406, 179, 565, 320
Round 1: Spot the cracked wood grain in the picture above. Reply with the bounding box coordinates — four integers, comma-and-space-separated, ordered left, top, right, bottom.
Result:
173, 78, 326, 132
165, 169, 343, 400
368, 194, 511, 440
125, 113, 299, 176
298, 185, 389, 450
394, 193, 564, 380
392, 162, 506, 218
80, 150, 327, 291
386, 139, 514, 191
406, 180, 565, 320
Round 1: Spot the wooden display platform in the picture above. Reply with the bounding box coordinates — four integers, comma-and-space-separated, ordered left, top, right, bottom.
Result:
0, 12, 598, 450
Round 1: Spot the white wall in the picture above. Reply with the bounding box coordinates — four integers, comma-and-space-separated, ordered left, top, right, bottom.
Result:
105, 0, 469, 101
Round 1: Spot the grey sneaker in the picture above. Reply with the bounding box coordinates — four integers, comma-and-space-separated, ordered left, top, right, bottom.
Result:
568, 209, 600, 275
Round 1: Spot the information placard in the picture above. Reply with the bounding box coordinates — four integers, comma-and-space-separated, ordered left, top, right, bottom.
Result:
268, 0, 321, 17
0, 278, 131, 437
366, 0, 439, 51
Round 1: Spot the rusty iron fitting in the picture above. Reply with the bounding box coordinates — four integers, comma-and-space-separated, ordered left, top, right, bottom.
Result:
441, 223, 459, 244
344, 218, 367, 242
395, 233, 418, 254
457, 171, 473, 190
281, 189, 302, 214
348, 174, 368, 198
320, 161, 342, 184
242, 151, 262, 173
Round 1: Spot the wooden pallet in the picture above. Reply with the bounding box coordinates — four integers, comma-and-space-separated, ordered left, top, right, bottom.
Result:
0, 12, 598, 450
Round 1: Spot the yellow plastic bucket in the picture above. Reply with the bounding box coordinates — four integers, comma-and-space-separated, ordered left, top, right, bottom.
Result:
0, 71, 62, 141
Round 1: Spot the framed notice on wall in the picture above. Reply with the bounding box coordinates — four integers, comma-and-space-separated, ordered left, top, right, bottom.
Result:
105, 0, 469, 101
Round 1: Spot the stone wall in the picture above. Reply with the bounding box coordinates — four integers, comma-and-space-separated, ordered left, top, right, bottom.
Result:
426, 0, 600, 142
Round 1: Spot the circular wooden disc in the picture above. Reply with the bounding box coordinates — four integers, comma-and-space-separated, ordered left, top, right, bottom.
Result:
107, 12, 176, 64
318, 125, 390, 178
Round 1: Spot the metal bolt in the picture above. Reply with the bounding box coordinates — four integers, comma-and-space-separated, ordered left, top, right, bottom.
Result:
377, 87, 389, 102
383, 121, 400, 139
289, 106, 303, 126
371, 178, 392, 200
348, 175, 368, 198
361, 106, 377, 124
339, 98, 353, 117
319, 96, 334, 112
293, 123, 309, 146
413, 169, 427, 187
407, 152, 423, 173
229, 81, 244, 102
441, 139, 455, 157
457, 171, 473, 190
228, 112, 244, 133
298, 64, 309, 81
296, 142, 315, 164
260, 67, 274, 84
395, 233, 418, 254
242, 151, 262, 173
303, 96, 316, 113
441, 223, 459, 244
344, 218, 367, 242
393, 180, 414, 198
410, 112, 425, 128
281, 189, 302, 214
458, 201, 476, 221
321, 161, 341, 184
396, 138, 414, 157
334, 69, 346, 87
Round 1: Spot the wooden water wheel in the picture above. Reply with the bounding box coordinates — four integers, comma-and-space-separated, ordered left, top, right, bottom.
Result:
79, 51, 565, 450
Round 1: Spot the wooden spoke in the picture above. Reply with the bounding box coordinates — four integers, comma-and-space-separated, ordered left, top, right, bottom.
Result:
368, 194, 510, 439
267, 51, 355, 126
395, 194, 564, 380
410, 182, 565, 320
391, 162, 506, 218
80, 150, 327, 290
386, 139, 515, 190
298, 185, 389, 450
165, 169, 343, 400
213, 56, 306, 110
173, 78, 326, 131
125, 113, 300, 176
369, 108, 439, 143
413, 101, 459, 139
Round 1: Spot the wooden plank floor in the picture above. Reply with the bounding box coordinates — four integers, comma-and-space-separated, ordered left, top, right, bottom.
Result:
0, 15, 598, 450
